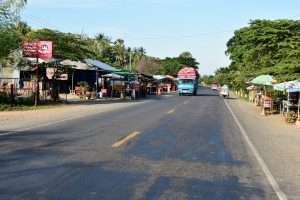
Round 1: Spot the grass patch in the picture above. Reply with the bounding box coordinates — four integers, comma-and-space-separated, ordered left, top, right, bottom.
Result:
0, 104, 61, 112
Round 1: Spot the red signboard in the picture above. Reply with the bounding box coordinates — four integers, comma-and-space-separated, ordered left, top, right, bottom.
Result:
23, 41, 37, 58
23, 41, 53, 58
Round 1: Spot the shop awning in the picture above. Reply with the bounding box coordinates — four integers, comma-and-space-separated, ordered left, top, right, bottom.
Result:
101, 73, 124, 79
84, 59, 120, 72
274, 80, 300, 92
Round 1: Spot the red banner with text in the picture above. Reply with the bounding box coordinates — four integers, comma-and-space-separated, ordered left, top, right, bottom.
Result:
23, 41, 53, 58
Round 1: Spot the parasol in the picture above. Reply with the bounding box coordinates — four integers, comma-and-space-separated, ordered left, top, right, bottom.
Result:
250, 75, 274, 86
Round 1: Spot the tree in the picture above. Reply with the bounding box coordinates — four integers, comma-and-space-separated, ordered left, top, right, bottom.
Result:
0, 0, 27, 27
94, 33, 112, 62
14, 21, 31, 39
178, 51, 199, 69
25, 28, 95, 60
160, 52, 199, 76
224, 19, 300, 89
0, 26, 19, 59
135, 57, 161, 74
0, 0, 28, 61
199, 75, 214, 85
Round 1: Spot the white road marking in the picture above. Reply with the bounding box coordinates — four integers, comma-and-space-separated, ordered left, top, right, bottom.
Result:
224, 99, 287, 200
184, 101, 188, 104
167, 109, 175, 114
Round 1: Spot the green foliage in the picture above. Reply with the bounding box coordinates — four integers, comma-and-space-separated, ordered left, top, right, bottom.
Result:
199, 75, 214, 84
25, 29, 95, 60
0, 92, 9, 104
77, 81, 90, 91
160, 52, 199, 76
0, 26, 20, 59
135, 57, 161, 74
222, 19, 300, 90
0, 0, 27, 27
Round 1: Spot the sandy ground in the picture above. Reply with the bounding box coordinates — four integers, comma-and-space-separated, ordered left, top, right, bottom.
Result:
0, 98, 142, 132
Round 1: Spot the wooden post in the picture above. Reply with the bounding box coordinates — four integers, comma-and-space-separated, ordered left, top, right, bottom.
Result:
35, 55, 39, 106
10, 84, 14, 104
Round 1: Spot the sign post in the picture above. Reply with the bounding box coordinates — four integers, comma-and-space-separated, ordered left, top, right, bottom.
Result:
23, 41, 53, 106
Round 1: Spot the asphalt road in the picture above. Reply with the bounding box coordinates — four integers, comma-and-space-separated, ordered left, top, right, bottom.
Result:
0, 87, 284, 200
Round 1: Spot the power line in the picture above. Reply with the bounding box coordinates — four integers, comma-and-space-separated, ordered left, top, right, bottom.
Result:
21, 11, 62, 31
112, 30, 234, 40
21, 12, 234, 40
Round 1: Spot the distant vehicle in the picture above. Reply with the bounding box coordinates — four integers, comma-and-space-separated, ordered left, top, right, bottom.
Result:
177, 67, 199, 96
211, 82, 219, 91
219, 85, 229, 98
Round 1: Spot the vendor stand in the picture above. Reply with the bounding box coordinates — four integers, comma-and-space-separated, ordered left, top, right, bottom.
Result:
285, 85, 300, 123
250, 74, 276, 115
274, 80, 300, 123
100, 73, 124, 98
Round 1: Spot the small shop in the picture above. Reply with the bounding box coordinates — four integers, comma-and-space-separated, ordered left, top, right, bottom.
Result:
152, 75, 177, 95
247, 75, 300, 125
273, 80, 300, 123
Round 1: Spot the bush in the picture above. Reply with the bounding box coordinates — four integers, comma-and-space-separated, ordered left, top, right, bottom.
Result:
0, 92, 9, 104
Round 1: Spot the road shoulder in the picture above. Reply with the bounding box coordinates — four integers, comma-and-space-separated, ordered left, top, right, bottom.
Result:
227, 96, 300, 199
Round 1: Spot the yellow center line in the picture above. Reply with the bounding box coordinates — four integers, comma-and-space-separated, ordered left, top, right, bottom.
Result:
167, 109, 175, 114
112, 131, 141, 148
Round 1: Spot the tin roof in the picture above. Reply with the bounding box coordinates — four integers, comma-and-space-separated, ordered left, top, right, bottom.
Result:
84, 59, 120, 72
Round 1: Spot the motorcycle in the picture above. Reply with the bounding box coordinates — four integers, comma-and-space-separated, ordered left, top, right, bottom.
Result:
219, 88, 229, 99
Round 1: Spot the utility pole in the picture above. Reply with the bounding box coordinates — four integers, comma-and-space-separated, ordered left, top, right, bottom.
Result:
129, 51, 132, 71
35, 46, 39, 106
96, 68, 98, 99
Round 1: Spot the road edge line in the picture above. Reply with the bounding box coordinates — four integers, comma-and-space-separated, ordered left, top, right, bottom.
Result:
224, 99, 287, 200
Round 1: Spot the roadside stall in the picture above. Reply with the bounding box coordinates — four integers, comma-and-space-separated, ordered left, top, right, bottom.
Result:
273, 80, 300, 123
137, 73, 153, 98
153, 75, 176, 95
100, 73, 124, 98
246, 84, 257, 103
275, 80, 300, 123
153, 75, 166, 95
250, 75, 276, 115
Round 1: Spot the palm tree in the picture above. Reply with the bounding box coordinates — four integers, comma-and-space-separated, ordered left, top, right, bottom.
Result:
137, 47, 146, 59
112, 39, 126, 67
94, 33, 113, 59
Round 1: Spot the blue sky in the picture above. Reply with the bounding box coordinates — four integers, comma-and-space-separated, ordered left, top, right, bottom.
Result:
21, 0, 300, 75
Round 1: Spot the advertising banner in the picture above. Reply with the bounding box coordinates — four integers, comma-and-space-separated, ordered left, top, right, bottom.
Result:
23, 41, 53, 58
22, 41, 37, 58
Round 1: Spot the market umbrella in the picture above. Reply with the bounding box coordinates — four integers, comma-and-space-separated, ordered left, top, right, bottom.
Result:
251, 74, 277, 97
250, 75, 274, 86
